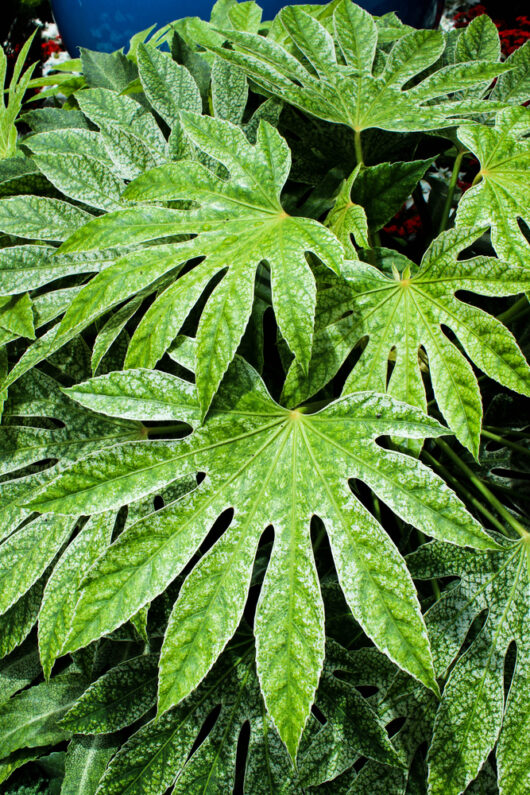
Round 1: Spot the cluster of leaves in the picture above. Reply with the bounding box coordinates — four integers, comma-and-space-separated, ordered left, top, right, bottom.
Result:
0, 1, 529, 793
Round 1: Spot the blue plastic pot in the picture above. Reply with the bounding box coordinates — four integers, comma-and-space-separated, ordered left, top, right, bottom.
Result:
51, 0, 442, 57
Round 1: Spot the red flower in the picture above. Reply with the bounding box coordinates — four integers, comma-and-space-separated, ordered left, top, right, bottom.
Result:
383, 206, 422, 240
41, 38, 63, 59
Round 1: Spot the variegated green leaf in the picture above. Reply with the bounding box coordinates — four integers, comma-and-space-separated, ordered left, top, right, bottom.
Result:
38, 514, 114, 679
0, 576, 46, 660
0, 293, 35, 338
63, 368, 200, 426
0, 514, 75, 616
0, 195, 91, 241
56, 114, 343, 414
137, 44, 202, 127
61, 735, 119, 795
408, 534, 530, 795
0, 673, 87, 757
60, 654, 158, 734
456, 107, 530, 268
94, 641, 298, 795
201, 2, 510, 138
283, 228, 530, 456
25, 359, 497, 754
491, 39, 530, 104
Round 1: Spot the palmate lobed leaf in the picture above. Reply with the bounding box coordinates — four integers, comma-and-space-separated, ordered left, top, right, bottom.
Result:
94, 637, 300, 795
197, 0, 512, 138
0, 352, 144, 666
456, 106, 530, 268
53, 112, 343, 415
24, 358, 498, 757
283, 227, 530, 457
91, 629, 402, 795
408, 533, 530, 795
300, 640, 438, 793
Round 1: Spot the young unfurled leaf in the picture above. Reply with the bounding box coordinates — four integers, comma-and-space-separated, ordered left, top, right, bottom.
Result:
283, 228, 530, 457
456, 107, 530, 268
408, 535, 530, 795
26, 359, 497, 755
56, 114, 343, 414
0, 32, 38, 160
200, 2, 511, 138
325, 165, 369, 256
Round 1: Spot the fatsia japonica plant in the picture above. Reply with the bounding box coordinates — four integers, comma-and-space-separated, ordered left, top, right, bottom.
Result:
0, 0, 529, 793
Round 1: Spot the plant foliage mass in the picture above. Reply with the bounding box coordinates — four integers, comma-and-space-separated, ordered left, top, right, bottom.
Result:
0, 2, 529, 794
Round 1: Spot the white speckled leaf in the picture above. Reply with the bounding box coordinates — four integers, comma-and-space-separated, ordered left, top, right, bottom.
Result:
38, 514, 114, 679
0, 515, 75, 616
63, 369, 201, 427
212, 57, 248, 125
456, 107, 530, 268
76, 87, 168, 158
325, 166, 369, 256
202, 3, 510, 135
25, 359, 495, 755
490, 39, 530, 104
0, 195, 91, 241
0, 673, 87, 757
0, 293, 35, 339
0, 577, 47, 660
91, 295, 143, 373
0, 245, 108, 295
284, 227, 530, 457
57, 114, 342, 414
60, 654, 158, 734
137, 44, 202, 127
0, 367, 142, 477
95, 643, 298, 795
408, 535, 530, 795
61, 735, 119, 795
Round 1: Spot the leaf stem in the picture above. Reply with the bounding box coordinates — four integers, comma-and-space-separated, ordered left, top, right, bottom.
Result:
481, 429, 530, 459
422, 449, 510, 538
354, 128, 364, 167
434, 439, 529, 539
498, 295, 529, 325
484, 425, 530, 439
438, 149, 465, 235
